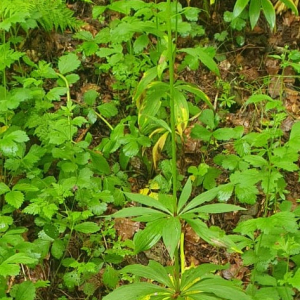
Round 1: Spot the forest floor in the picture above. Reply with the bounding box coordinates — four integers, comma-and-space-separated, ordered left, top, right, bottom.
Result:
15, 0, 300, 299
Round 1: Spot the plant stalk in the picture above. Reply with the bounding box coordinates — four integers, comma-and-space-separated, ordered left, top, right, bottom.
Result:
166, 0, 181, 293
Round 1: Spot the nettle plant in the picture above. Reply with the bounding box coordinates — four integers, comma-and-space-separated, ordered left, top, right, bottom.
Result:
0, 16, 128, 298
233, 201, 300, 300
101, 1, 252, 300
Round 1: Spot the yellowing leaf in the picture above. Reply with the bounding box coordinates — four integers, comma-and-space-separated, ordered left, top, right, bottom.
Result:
152, 132, 169, 169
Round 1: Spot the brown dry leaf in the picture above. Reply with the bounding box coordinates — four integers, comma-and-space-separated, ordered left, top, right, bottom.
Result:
268, 76, 282, 98
265, 58, 280, 75
240, 67, 259, 81
114, 218, 140, 241
185, 225, 200, 244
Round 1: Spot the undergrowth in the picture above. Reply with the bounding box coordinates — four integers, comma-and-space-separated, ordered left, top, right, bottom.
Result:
0, 0, 300, 300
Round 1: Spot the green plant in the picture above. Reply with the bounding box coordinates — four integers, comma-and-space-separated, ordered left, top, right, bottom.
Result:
101, 1, 252, 299
233, 201, 300, 300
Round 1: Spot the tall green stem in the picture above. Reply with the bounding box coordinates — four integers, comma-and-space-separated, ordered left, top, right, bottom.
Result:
166, 0, 177, 208
166, 0, 180, 293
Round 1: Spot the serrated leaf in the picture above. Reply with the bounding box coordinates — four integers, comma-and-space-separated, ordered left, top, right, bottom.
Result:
58, 53, 80, 75
103, 266, 119, 289
243, 155, 268, 167
133, 34, 149, 53
5, 191, 24, 208
97, 102, 118, 118
12, 183, 39, 192
9, 130, 29, 142
89, 150, 110, 175
0, 182, 10, 195
191, 124, 212, 142
11, 280, 35, 300
84, 90, 99, 105
74, 222, 100, 233
123, 141, 139, 157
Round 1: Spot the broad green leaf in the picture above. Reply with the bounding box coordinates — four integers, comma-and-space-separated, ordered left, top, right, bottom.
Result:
174, 89, 189, 137
44, 224, 59, 239
133, 34, 149, 53
0, 182, 10, 195
74, 222, 100, 233
243, 155, 268, 167
233, 0, 250, 18
89, 150, 110, 175
162, 217, 181, 258
249, 0, 261, 29
0, 253, 37, 276
180, 47, 220, 76
84, 89, 98, 105
213, 127, 243, 140
189, 278, 252, 300
51, 239, 65, 259
124, 192, 171, 214
103, 266, 119, 289
123, 141, 139, 157
12, 183, 39, 192
134, 218, 167, 253
188, 203, 245, 214
181, 264, 229, 291
185, 219, 236, 249
11, 281, 35, 300
9, 130, 29, 142
177, 178, 192, 213
134, 67, 157, 104
97, 102, 118, 118
58, 53, 80, 75
200, 109, 215, 129
191, 125, 212, 142
102, 282, 169, 300
176, 83, 213, 109
279, 0, 298, 15
261, 0, 275, 29
122, 261, 174, 288
246, 94, 273, 105
5, 191, 24, 208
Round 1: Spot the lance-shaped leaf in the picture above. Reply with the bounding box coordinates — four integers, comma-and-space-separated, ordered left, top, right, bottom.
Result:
124, 192, 172, 214
102, 282, 169, 300
134, 218, 167, 253
174, 89, 189, 138
187, 203, 245, 215
261, 0, 275, 30
113, 207, 165, 218
181, 264, 230, 291
176, 82, 213, 109
233, 0, 250, 18
187, 278, 252, 300
122, 260, 175, 288
177, 178, 192, 213
162, 216, 181, 258
180, 184, 227, 214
